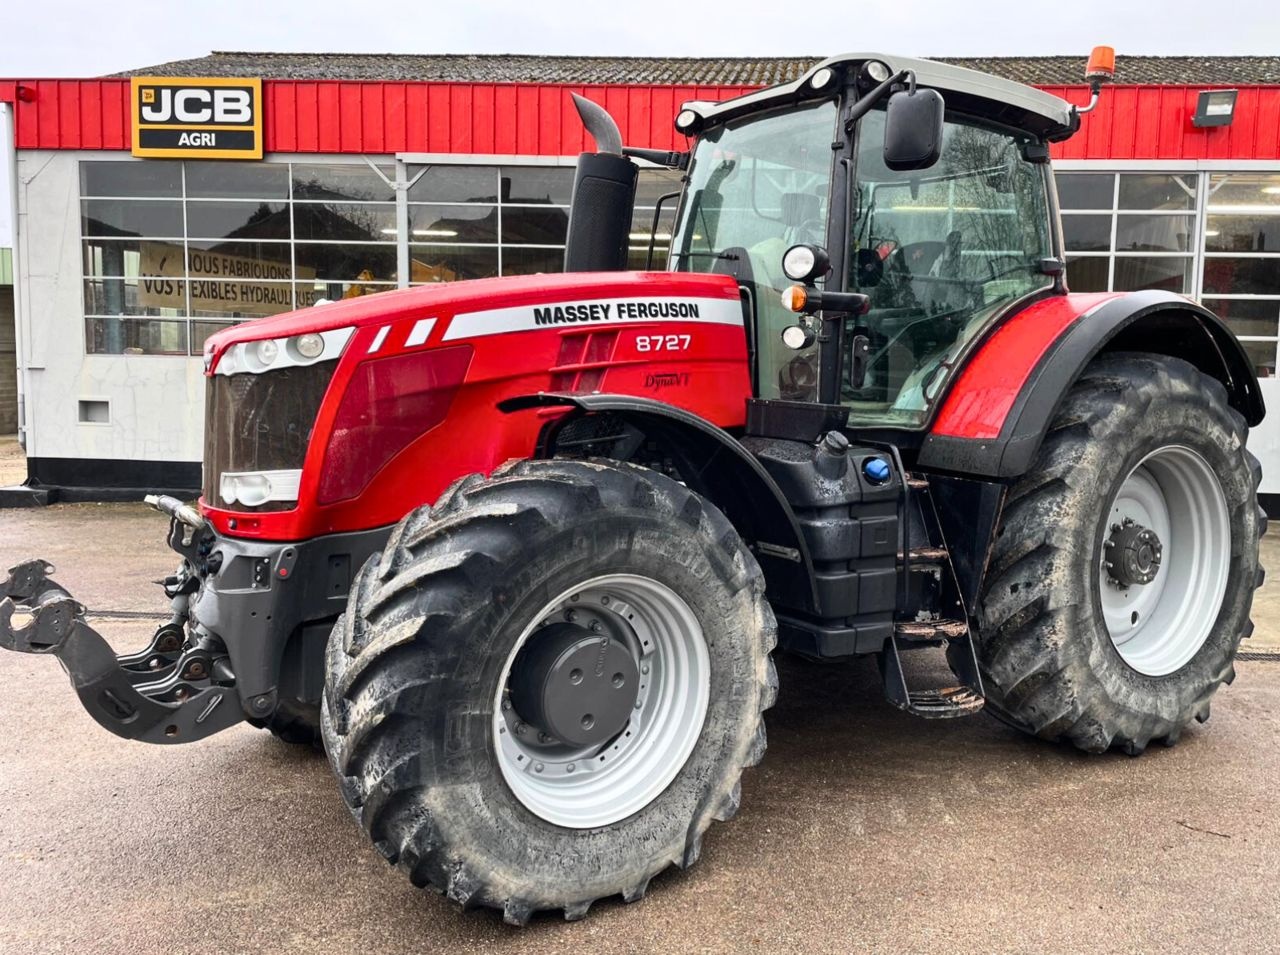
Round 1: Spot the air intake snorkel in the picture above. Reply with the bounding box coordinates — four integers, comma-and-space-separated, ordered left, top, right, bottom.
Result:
563, 93, 639, 272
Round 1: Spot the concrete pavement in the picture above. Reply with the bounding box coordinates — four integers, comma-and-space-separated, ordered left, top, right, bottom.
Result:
0, 502, 1278, 954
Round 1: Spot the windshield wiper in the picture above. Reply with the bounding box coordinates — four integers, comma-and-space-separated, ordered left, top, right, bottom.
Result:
669, 250, 740, 261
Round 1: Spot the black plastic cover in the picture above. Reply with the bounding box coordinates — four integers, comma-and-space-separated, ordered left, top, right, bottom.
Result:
564, 152, 638, 272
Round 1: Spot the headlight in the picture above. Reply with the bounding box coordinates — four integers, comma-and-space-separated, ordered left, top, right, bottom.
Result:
219, 469, 303, 506
255, 339, 279, 364
863, 60, 892, 83
781, 243, 831, 283
809, 67, 835, 91
293, 333, 325, 360
213, 326, 355, 376
675, 109, 702, 134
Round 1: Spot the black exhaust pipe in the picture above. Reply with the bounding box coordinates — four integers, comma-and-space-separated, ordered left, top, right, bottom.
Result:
564, 93, 638, 273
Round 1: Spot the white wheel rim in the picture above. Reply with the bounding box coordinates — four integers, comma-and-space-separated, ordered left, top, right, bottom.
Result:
1099, 446, 1230, 677
493, 574, 710, 829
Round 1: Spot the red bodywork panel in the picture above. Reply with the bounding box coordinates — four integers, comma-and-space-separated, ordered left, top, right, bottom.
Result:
930, 292, 1120, 440
202, 272, 750, 541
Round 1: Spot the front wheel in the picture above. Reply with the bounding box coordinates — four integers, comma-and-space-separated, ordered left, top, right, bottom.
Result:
970, 353, 1263, 754
321, 459, 776, 923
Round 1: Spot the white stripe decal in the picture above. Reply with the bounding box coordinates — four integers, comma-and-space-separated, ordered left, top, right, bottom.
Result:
367, 325, 390, 354
405, 318, 437, 348
441, 296, 743, 341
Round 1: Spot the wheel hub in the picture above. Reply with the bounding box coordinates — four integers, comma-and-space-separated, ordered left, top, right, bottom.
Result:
1104, 518, 1163, 587
1098, 446, 1230, 677
494, 575, 710, 829
509, 622, 640, 747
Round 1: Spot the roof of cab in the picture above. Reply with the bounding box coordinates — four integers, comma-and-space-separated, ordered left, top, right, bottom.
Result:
685, 52, 1078, 141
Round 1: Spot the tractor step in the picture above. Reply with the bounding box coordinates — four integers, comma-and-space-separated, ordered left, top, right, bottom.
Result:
906, 686, 986, 718
881, 616, 986, 719
895, 619, 969, 641
900, 546, 949, 563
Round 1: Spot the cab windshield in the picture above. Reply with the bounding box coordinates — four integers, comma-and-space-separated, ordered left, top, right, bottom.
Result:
844, 109, 1054, 426
670, 100, 838, 400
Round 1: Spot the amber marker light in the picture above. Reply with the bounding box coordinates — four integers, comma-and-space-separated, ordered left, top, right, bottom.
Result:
781, 285, 808, 312
1086, 45, 1116, 83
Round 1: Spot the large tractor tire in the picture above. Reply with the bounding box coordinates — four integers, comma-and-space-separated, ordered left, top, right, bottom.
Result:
249, 699, 322, 748
970, 353, 1263, 755
321, 459, 777, 923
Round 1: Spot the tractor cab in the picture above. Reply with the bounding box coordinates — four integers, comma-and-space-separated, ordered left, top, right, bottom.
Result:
658, 54, 1077, 426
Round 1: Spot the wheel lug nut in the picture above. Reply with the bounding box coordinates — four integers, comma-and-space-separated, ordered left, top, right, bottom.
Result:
565, 609, 578, 622
566, 763, 575, 773
516, 722, 527, 736
502, 699, 512, 711
641, 665, 649, 675
601, 596, 610, 606
589, 620, 602, 632
534, 762, 544, 773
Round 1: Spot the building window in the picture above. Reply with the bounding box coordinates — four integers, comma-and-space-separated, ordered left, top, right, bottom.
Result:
1059, 172, 1198, 296
80, 159, 707, 355
631, 169, 684, 270
405, 165, 565, 283
1202, 173, 1280, 377
81, 160, 397, 355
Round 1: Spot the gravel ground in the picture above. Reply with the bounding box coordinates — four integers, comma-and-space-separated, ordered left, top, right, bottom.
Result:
0, 435, 24, 487
0, 503, 1277, 954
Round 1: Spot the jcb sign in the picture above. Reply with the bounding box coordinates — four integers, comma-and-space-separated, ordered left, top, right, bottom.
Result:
130, 77, 263, 159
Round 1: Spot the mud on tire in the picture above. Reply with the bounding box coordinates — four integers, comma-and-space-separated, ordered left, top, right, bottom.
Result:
320, 459, 777, 923
970, 353, 1263, 755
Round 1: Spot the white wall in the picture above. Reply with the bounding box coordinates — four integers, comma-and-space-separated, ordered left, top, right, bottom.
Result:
0, 104, 11, 245
16, 150, 205, 464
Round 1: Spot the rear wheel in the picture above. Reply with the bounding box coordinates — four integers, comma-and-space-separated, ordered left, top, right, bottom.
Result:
321, 459, 776, 923
971, 353, 1262, 754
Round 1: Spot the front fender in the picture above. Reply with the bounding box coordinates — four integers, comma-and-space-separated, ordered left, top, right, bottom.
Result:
499, 392, 822, 613
920, 290, 1265, 478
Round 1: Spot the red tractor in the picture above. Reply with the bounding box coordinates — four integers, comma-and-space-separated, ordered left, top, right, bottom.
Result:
1, 51, 1265, 923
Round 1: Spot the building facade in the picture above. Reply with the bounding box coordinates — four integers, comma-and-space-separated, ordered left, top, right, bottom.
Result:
4, 53, 1280, 491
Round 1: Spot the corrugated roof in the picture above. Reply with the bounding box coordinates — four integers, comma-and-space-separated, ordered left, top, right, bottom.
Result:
112, 52, 1280, 86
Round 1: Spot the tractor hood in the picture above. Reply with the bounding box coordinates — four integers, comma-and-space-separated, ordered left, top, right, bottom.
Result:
202, 272, 741, 376
198, 270, 752, 542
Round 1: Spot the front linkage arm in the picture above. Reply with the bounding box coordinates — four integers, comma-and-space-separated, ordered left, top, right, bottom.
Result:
0, 556, 243, 744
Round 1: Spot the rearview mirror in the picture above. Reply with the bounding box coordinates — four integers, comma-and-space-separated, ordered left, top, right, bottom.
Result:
883, 88, 945, 171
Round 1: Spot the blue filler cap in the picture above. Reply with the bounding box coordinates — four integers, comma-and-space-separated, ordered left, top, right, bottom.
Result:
863, 457, 892, 484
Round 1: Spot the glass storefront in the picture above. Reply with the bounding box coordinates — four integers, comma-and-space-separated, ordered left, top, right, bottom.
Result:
78, 157, 1280, 375
79, 159, 681, 356
1060, 169, 1280, 377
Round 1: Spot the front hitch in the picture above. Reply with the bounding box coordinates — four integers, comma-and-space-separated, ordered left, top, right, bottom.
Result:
0, 559, 243, 744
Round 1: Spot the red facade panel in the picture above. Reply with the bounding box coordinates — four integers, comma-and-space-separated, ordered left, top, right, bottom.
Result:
5, 77, 1280, 161
1043, 83, 1280, 161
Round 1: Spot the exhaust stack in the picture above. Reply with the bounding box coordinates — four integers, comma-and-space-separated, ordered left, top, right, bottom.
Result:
564, 93, 638, 273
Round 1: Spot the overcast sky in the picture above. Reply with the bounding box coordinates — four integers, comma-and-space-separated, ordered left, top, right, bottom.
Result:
3, 0, 1280, 243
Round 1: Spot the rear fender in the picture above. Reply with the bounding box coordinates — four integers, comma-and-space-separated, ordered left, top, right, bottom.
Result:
920, 289, 1265, 478
499, 393, 821, 613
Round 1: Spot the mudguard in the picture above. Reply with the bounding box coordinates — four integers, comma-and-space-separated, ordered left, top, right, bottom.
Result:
499, 392, 822, 614
919, 289, 1265, 479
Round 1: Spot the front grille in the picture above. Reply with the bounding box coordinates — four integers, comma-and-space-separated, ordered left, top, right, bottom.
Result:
203, 361, 338, 511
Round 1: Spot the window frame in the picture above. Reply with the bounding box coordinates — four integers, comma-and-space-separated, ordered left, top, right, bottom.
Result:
1056, 163, 1280, 374
78, 154, 678, 357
